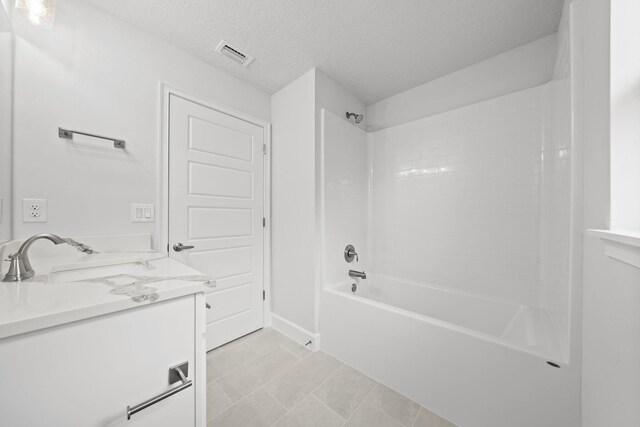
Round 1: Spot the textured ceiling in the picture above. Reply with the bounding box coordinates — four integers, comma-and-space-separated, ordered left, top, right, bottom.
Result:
83, 0, 563, 104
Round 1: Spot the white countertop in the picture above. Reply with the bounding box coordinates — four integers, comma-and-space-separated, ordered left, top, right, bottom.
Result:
0, 248, 213, 340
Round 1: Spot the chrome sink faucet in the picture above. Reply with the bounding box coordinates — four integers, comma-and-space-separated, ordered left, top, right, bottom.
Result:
3, 233, 95, 282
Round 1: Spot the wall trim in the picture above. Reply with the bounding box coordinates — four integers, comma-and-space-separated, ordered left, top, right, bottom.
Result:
271, 313, 320, 351
586, 229, 640, 269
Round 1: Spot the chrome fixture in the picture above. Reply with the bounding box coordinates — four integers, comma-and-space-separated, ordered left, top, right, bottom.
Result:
2, 233, 95, 282
344, 244, 358, 263
351, 283, 357, 293
58, 127, 125, 149
349, 270, 366, 279
173, 243, 195, 252
127, 362, 192, 420
345, 112, 364, 124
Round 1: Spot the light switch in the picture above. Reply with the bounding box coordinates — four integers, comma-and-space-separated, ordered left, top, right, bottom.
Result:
131, 204, 154, 223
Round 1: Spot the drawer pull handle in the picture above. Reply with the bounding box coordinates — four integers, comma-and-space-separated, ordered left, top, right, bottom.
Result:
127, 362, 191, 420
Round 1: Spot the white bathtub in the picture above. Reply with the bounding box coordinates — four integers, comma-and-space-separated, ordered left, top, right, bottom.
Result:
336, 275, 563, 361
320, 275, 580, 427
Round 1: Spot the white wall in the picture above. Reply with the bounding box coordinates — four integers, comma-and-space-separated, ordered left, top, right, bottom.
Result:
11, 0, 270, 245
610, 0, 640, 231
366, 34, 558, 131
271, 69, 316, 333
271, 68, 366, 337
581, 0, 640, 425
0, 4, 11, 243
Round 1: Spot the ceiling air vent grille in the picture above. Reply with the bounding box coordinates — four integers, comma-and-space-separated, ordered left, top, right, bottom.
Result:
215, 40, 254, 67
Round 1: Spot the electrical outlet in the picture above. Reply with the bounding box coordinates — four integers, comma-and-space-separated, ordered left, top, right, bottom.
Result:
23, 199, 47, 223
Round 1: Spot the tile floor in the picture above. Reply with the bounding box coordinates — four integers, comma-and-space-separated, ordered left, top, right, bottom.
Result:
206, 328, 457, 427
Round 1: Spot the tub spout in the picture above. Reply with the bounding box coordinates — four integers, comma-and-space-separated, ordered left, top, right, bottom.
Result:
349, 270, 366, 279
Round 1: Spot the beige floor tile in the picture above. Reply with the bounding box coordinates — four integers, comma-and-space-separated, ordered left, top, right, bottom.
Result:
208, 388, 286, 427
412, 407, 457, 427
206, 380, 233, 420
280, 339, 312, 360
272, 395, 344, 427
313, 365, 377, 418
244, 328, 291, 355
206, 340, 260, 380
265, 351, 343, 409
345, 402, 403, 427
218, 347, 299, 402
366, 384, 420, 426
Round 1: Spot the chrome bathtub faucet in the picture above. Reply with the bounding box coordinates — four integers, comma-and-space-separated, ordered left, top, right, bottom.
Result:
3, 233, 95, 282
349, 270, 366, 279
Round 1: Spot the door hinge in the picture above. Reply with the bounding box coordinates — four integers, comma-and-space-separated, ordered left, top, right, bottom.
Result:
263, 290, 266, 301
263, 144, 267, 155
263, 217, 266, 228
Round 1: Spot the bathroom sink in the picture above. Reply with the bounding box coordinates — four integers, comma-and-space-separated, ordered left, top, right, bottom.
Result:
46, 257, 154, 284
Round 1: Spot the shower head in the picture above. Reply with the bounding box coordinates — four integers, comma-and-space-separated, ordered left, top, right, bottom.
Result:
346, 112, 364, 124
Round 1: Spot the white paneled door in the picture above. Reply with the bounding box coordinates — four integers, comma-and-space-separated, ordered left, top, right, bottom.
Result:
169, 94, 265, 350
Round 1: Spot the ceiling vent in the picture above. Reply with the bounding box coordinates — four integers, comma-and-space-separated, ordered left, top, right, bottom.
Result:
215, 40, 254, 67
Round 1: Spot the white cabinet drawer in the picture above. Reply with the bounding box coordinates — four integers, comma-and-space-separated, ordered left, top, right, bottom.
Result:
0, 295, 196, 427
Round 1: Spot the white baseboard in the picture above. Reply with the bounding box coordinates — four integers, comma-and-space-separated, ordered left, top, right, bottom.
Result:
270, 313, 320, 351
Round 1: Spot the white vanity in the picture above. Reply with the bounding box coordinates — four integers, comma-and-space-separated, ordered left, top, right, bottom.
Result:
0, 234, 211, 426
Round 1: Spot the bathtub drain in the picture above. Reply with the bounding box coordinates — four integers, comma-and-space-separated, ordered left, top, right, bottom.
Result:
351, 283, 357, 293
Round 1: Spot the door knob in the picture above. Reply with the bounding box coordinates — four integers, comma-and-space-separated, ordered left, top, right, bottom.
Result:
173, 243, 194, 252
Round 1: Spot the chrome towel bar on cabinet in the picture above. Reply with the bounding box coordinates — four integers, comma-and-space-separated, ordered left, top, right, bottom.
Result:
58, 127, 126, 149
126, 362, 192, 420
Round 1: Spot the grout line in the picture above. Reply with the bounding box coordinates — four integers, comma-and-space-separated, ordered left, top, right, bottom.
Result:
209, 386, 264, 423
310, 393, 348, 422
375, 399, 417, 426
215, 379, 234, 410
308, 359, 346, 397
410, 407, 423, 427
267, 351, 344, 415
279, 341, 309, 360
367, 383, 420, 427
208, 342, 262, 382
214, 342, 281, 385
267, 387, 311, 427
265, 383, 290, 410
341, 380, 380, 426
315, 358, 345, 394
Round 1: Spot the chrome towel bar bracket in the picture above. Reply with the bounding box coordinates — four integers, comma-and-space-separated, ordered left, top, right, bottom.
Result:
126, 362, 191, 420
58, 127, 126, 149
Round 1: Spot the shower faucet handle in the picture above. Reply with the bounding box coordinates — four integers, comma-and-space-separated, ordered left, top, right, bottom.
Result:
344, 244, 359, 263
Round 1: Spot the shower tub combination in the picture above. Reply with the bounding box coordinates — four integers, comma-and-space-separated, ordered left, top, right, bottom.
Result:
319, 67, 581, 426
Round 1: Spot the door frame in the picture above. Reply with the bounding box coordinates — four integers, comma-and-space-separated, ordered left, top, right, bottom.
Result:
157, 83, 272, 328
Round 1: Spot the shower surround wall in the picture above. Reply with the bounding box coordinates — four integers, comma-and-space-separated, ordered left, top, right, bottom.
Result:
368, 83, 571, 317
321, 81, 573, 359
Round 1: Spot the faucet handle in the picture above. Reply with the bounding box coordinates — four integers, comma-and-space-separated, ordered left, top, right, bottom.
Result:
344, 245, 359, 263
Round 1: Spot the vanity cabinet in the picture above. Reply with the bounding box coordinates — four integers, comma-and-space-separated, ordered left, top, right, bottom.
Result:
0, 293, 206, 426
